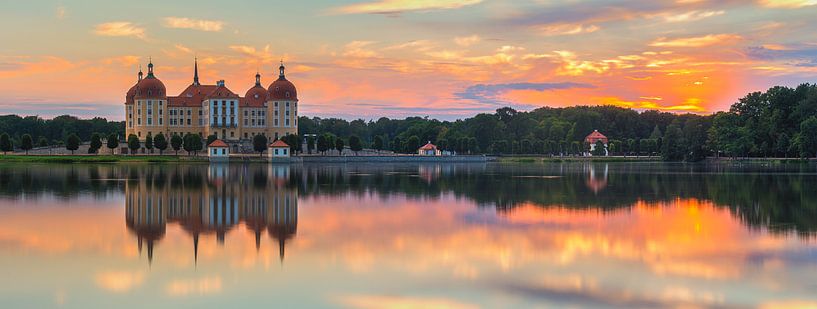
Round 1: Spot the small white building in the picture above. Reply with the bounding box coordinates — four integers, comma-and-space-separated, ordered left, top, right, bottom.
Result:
418, 142, 441, 156
208, 139, 230, 162
268, 140, 290, 158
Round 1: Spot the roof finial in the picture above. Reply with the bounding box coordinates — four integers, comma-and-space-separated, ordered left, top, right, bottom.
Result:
147, 57, 154, 78
193, 57, 200, 86
279, 59, 285, 79
138, 64, 143, 81
255, 70, 261, 86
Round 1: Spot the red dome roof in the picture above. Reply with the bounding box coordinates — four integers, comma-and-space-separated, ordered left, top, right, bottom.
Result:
125, 84, 137, 104
133, 62, 167, 99
268, 63, 297, 101
244, 73, 269, 107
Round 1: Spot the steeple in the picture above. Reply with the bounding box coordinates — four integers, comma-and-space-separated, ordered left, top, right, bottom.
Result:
138, 65, 143, 81
193, 57, 200, 86
146, 58, 155, 78
255, 71, 261, 86
278, 60, 286, 80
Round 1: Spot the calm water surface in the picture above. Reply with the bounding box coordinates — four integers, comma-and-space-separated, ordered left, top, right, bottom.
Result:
1, 162, 816, 308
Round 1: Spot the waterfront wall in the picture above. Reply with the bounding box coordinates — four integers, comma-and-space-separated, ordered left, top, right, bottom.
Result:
299, 155, 488, 163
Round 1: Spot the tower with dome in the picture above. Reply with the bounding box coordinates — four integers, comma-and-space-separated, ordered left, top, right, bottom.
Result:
124, 59, 299, 153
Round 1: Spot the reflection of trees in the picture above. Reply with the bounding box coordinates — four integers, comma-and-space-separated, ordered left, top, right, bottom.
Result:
295, 163, 817, 236
1, 162, 816, 240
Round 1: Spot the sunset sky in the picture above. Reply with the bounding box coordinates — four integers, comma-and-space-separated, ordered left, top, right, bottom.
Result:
1, 0, 816, 120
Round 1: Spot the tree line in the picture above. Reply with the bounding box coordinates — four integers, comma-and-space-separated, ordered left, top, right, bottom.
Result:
3, 84, 817, 160
298, 84, 817, 160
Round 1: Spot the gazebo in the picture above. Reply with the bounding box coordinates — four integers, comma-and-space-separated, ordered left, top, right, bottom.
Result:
417, 142, 441, 156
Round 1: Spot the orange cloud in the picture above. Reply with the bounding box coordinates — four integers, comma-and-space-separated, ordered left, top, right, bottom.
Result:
758, 0, 817, 8
538, 23, 600, 36
93, 22, 146, 39
331, 0, 482, 15
162, 17, 224, 32
335, 294, 478, 309
649, 34, 742, 48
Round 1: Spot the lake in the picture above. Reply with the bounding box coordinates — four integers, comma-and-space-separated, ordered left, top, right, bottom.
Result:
0, 162, 816, 308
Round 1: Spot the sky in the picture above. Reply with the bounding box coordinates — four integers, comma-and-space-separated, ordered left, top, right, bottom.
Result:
0, 0, 816, 121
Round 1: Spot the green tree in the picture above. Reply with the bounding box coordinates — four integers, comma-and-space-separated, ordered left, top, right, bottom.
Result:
89, 133, 102, 154
406, 136, 420, 154
144, 133, 154, 153
66, 134, 80, 155
307, 135, 316, 154
661, 123, 684, 161
171, 134, 183, 155
591, 140, 606, 156
20, 134, 33, 155
154, 133, 168, 155
800, 116, 817, 158
372, 135, 384, 153
127, 134, 140, 155
391, 136, 402, 153
335, 137, 345, 155
776, 133, 791, 158
38, 137, 49, 148
0, 133, 12, 154
317, 134, 329, 155
183, 133, 203, 156
106, 134, 119, 154
253, 134, 267, 157
349, 135, 363, 155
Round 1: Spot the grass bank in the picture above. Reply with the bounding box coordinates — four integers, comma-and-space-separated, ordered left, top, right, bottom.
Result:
0, 155, 207, 163
497, 156, 662, 163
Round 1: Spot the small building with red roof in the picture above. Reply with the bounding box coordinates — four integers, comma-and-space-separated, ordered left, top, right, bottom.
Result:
208, 139, 230, 161
417, 141, 441, 156
268, 140, 291, 158
584, 130, 609, 156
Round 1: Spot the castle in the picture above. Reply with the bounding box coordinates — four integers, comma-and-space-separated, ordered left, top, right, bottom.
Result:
124, 59, 299, 151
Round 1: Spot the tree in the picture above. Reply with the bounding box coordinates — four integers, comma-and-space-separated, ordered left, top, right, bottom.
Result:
349, 135, 363, 155
335, 137, 345, 155
406, 135, 420, 153
800, 116, 817, 158
206, 134, 217, 146
127, 134, 140, 155
317, 134, 329, 155
591, 140, 606, 156
307, 135, 315, 154
183, 133, 203, 156
776, 133, 791, 158
253, 134, 267, 157
89, 133, 102, 154
372, 135, 384, 153
0, 133, 11, 154
38, 137, 49, 148
20, 134, 32, 155
154, 133, 168, 155
661, 123, 684, 161
106, 134, 119, 154
144, 133, 154, 153
66, 134, 80, 155
392, 136, 402, 153
171, 134, 183, 155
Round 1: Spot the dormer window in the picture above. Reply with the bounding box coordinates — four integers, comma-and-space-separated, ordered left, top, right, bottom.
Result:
286, 92, 290, 98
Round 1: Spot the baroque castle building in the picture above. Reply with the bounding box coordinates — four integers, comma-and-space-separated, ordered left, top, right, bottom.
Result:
124, 59, 298, 148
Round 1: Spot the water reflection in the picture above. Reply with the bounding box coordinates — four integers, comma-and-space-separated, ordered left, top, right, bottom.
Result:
0, 162, 816, 308
124, 164, 297, 264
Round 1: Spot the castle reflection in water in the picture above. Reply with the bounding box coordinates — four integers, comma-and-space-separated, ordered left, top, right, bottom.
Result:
125, 164, 297, 264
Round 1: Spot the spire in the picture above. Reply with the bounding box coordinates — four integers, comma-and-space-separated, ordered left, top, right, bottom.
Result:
193, 233, 199, 266
193, 57, 200, 86
138, 65, 143, 81
278, 60, 286, 80
255, 71, 261, 86
146, 58, 155, 78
